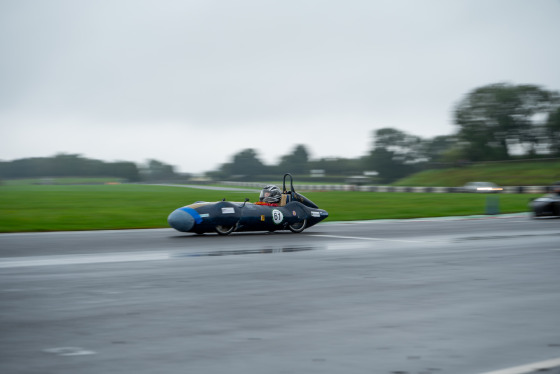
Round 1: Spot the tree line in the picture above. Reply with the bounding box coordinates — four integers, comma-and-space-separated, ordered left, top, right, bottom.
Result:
0, 154, 183, 182
210, 82, 560, 183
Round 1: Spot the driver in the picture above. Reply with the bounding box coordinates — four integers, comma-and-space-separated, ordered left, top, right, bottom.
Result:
256, 185, 282, 206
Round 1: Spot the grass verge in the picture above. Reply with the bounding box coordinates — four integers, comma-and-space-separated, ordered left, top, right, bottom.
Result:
394, 160, 560, 187
0, 184, 538, 232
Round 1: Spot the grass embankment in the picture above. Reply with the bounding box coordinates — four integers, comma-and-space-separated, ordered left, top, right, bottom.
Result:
393, 160, 560, 187
0, 184, 538, 232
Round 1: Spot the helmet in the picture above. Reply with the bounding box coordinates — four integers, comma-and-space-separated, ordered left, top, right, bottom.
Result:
259, 185, 281, 203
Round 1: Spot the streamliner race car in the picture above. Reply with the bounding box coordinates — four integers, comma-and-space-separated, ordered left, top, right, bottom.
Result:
168, 174, 328, 235
529, 182, 560, 218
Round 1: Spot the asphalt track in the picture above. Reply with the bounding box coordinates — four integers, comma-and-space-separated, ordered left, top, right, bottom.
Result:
1, 214, 559, 374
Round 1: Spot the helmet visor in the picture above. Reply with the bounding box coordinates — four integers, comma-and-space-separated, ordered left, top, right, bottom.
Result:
259, 190, 270, 201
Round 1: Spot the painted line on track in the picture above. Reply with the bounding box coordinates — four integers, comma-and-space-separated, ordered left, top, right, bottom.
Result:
0, 252, 170, 268
479, 358, 560, 374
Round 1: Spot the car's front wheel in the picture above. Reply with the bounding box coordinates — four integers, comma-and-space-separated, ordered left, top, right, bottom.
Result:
287, 219, 307, 233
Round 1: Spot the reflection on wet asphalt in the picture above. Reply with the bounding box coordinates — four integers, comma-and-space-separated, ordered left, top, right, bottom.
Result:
173, 246, 320, 257
457, 232, 560, 242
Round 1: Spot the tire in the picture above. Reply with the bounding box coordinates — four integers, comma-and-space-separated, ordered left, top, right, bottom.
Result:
287, 219, 307, 233
215, 224, 236, 235
530, 211, 539, 220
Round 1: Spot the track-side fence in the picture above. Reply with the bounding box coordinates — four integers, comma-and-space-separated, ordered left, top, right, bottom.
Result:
220, 182, 552, 194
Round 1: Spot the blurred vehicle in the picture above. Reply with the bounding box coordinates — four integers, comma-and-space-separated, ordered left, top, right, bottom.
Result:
529, 181, 560, 218
462, 182, 503, 193
168, 174, 328, 235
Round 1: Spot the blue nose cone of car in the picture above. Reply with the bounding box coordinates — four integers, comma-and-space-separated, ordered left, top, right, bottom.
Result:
167, 208, 195, 232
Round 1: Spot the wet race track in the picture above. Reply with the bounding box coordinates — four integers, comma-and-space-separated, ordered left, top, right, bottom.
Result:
1, 214, 559, 374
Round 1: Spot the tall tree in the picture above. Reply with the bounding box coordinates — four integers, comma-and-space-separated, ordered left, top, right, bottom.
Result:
365, 128, 426, 183
220, 149, 267, 178
546, 107, 560, 156
454, 83, 560, 161
142, 159, 177, 180
373, 128, 425, 163
278, 145, 310, 174
421, 135, 459, 163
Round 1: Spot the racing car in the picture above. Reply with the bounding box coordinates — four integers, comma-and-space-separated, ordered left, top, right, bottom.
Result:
168, 174, 329, 234
529, 181, 560, 218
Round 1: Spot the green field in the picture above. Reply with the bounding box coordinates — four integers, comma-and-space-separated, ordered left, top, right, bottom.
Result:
0, 184, 538, 232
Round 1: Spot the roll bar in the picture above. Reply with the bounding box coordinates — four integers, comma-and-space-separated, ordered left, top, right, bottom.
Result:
283, 173, 295, 194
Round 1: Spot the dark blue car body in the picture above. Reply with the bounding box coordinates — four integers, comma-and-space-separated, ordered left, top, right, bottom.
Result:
168, 174, 329, 235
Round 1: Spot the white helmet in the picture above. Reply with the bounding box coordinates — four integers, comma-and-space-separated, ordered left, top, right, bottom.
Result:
259, 185, 281, 203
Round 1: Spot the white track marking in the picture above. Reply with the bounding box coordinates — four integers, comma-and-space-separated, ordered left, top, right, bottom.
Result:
43, 347, 97, 356
0, 252, 169, 268
479, 357, 560, 374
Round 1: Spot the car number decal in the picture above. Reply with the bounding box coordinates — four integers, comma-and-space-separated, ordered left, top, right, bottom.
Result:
272, 209, 283, 224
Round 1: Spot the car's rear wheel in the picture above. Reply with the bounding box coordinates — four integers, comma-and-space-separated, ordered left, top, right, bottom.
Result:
215, 224, 236, 235
287, 219, 307, 233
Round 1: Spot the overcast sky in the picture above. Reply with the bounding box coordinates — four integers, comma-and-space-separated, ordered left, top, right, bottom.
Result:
1, 0, 559, 173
